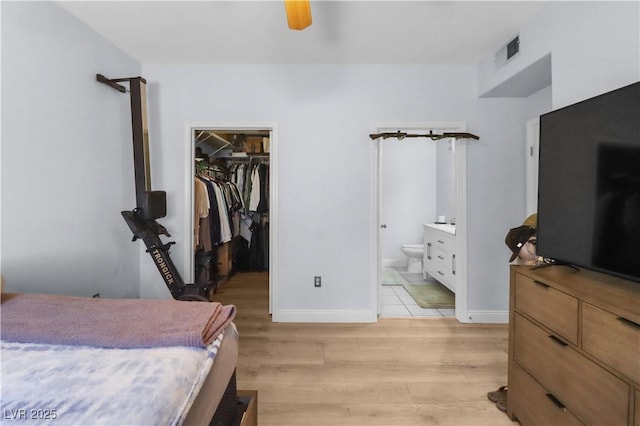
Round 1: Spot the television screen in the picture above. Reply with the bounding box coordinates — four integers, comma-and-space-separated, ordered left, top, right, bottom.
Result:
537, 81, 640, 282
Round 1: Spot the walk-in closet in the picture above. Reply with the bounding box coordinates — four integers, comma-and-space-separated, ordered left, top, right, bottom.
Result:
193, 129, 270, 295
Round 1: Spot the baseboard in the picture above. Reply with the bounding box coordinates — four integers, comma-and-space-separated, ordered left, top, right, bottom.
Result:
382, 258, 406, 268
465, 310, 509, 324
272, 309, 377, 323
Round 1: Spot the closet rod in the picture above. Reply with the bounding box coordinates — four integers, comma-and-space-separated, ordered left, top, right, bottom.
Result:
369, 130, 479, 141
218, 155, 270, 161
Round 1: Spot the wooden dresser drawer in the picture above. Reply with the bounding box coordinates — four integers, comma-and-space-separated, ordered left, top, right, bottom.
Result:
510, 362, 584, 426
582, 302, 640, 385
514, 313, 629, 426
515, 274, 578, 344
238, 390, 257, 426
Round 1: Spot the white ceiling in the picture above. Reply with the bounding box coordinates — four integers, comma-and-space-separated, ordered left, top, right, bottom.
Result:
57, 1, 547, 65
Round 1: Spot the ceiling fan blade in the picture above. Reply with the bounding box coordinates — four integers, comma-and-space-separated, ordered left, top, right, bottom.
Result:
284, 0, 312, 30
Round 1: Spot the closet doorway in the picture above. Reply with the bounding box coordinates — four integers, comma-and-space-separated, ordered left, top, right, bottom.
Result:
372, 122, 469, 322
185, 123, 277, 314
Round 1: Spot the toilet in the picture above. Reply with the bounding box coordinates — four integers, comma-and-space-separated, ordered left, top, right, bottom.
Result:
401, 244, 424, 273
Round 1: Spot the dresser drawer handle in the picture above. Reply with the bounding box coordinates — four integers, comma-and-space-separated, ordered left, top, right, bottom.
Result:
437, 240, 445, 244
617, 316, 640, 329
437, 271, 445, 276
548, 335, 568, 347
533, 280, 550, 289
545, 393, 567, 411
437, 255, 444, 260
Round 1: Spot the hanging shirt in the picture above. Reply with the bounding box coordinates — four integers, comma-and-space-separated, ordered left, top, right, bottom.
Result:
256, 163, 268, 213
243, 164, 253, 211
194, 177, 210, 249
249, 165, 261, 211
212, 182, 232, 244
203, 179, 221, 245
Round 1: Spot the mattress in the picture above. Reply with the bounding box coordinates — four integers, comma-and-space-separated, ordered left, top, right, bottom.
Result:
0, 323, 238, 425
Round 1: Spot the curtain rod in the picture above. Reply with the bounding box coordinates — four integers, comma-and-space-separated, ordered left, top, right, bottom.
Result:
369, 130, 479, 141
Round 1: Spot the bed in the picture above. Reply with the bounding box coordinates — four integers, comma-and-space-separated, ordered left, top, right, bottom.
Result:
0, 292, 239, 426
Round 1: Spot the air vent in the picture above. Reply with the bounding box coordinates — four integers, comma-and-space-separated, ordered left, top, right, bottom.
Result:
507, 35, 520, 60
495, 34, 520, 68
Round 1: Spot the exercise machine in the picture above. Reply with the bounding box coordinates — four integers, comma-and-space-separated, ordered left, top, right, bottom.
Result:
97, 74, 211, 301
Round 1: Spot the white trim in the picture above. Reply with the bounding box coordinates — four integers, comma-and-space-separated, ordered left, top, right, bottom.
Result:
371, 121, 470, 323
268, 123, 278, 315
273, 309, 377, 323
466, 310, 509, 324
453, 135, 469, 323
373, 130, 382, 316
185, 121, 278, 315
184, 125, 195, 283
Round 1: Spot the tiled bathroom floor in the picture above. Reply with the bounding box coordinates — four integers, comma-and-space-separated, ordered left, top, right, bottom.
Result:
380, 268, 455, 318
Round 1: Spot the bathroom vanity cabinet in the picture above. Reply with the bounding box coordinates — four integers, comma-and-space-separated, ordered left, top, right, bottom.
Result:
423, 224, 456, 293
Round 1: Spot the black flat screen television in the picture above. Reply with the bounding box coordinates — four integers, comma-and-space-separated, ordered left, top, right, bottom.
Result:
537, 81, 640, 282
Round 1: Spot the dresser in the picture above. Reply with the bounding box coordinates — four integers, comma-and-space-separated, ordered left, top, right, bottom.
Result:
508, 265, 640, 426
423, 224, 456, 293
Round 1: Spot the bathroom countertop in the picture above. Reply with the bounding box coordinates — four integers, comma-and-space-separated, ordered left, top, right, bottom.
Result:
424, 223, 456, 235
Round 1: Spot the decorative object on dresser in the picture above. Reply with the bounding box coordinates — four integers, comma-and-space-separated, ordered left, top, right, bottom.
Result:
507, 265, 640, 426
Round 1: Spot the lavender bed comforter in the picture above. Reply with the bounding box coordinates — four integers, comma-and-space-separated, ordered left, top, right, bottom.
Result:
0, 293, 235, 348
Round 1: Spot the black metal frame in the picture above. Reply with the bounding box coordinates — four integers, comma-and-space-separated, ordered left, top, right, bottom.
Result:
369, 130, 480, 140
97, 74, 211, 301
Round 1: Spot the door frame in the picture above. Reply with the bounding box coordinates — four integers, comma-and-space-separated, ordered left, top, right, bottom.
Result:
526, 117, 540, 216
184, 121, 278, 314
371, 121, 469, 322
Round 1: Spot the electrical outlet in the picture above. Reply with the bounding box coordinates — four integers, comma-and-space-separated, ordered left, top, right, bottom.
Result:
314, 276, 321, 287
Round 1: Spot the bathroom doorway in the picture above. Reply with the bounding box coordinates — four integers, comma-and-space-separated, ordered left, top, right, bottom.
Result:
372, 122, 469, 322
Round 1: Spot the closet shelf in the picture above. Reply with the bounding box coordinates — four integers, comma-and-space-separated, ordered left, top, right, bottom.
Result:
195, 130, 231, 155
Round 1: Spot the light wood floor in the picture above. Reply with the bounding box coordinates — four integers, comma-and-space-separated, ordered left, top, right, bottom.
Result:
212, 272, 516, 426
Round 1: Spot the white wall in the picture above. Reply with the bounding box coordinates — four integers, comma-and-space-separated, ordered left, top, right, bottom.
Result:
5, 1, 631, 321
479, 1, 639, 108
1, 2, 141, 297
473, 1, 638, 320
477, 3, 555, 98
464, 97, 527, 318
436, 139, 456, 224
524, 85, 552, 124
142, 64, 528, 320
380, 139, 436, 265
548, 1, 640, 108
0, 2, 529, 318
